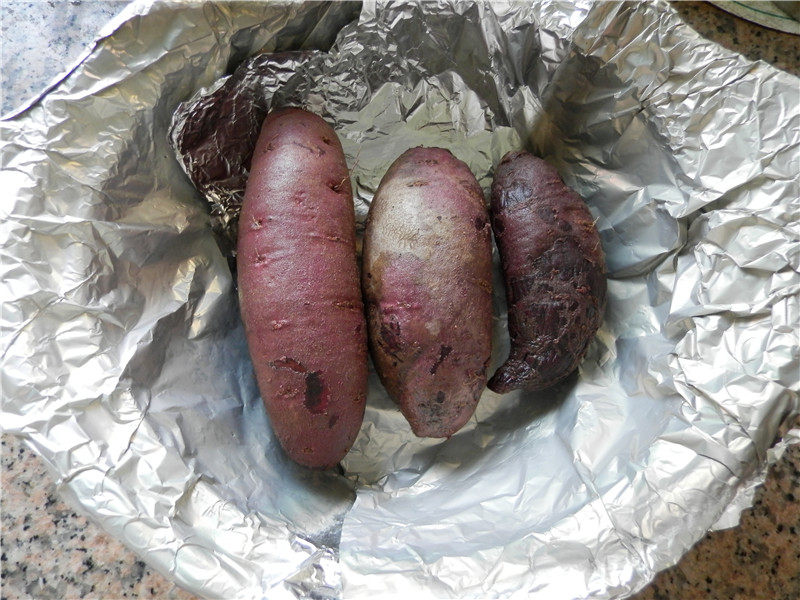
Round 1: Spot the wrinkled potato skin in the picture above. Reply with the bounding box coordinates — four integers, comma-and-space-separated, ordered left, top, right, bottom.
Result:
363, 147, 493, 438
488, 151, 607, 393
237, 108, 367, 469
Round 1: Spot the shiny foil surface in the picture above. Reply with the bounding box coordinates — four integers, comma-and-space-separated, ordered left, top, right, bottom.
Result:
2, 1, 798, 599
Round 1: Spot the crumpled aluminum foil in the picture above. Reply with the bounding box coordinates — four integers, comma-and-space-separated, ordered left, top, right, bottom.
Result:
2, 1, 798, 599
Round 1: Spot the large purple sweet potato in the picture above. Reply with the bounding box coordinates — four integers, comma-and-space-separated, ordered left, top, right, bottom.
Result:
362, 147, 493, 437
237, 108, 367, 468
488, 151, 606, 394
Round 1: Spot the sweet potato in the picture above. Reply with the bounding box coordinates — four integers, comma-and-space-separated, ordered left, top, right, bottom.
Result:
237, 108, 367, 468
362, 147, 493, 437
488, 151, 606, 393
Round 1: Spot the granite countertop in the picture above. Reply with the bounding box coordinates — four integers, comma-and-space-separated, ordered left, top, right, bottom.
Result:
1, 2, 798, 599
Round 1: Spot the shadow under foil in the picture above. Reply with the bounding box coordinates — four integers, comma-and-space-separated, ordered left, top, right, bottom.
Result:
401, 372, 578, 479
488, 370, 578, 433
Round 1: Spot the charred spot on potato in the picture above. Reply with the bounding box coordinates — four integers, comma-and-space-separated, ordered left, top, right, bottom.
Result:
379, 318, 403, 356
474, 216, 487, 230
536, 207, 557, 225
304, 371, 327, 414
533, 238, 594, 284
498, 182, 531, 208
429, 345, 452, 374
321, 136, 332, 146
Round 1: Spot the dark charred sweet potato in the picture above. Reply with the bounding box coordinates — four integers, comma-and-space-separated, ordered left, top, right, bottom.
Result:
363, 147, 493, 437
488, 151, 606, 393
237, 108, 367, 468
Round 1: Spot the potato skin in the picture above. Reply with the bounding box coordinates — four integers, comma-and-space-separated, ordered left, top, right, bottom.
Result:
363, 147, 493, 438
237, 108, 367, 469
488, 151, 606, 393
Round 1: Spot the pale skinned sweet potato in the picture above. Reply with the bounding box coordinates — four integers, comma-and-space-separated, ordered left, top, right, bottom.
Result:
488, 151, 607, 393
362, 147, 493, 438
237, 108, 367, 469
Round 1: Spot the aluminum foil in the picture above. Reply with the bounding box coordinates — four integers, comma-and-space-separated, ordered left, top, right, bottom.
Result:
2, 1, 798, 599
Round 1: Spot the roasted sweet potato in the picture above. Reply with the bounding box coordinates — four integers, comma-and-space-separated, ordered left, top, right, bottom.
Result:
488, 151, 606, 393
362, 147, 493, 437
237, 108, 367, 468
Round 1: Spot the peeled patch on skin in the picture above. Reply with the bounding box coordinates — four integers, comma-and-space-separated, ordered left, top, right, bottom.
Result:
237, 108, 367, 468
488, 151, 607, 394
363, 146, 493, 438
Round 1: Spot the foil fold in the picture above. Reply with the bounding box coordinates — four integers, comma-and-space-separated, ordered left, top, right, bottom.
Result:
2, 1, 798, 599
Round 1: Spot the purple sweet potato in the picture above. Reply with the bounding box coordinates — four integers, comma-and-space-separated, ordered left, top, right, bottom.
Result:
237, 108, 367, 468
362, 147, 493, 437
488, 151, 607, 393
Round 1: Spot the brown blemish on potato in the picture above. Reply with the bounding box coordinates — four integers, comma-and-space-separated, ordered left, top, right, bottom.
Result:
407, 180, 429, 187
328, 414, 339, 428
277, 384, 295, 398
270, 357, 306, 374
308, 232, 346, 244
472, 277, 493, 295
304, 371, 327, 414
334, 300, 360, 311
291, 141, 325, 157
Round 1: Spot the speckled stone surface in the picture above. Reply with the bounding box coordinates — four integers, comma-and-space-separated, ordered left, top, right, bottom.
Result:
0, 0, 130, 115
671, 0, 800, 75
1, 2, 798, 600
630, 417, 800, 600
1, 435, 197, 600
